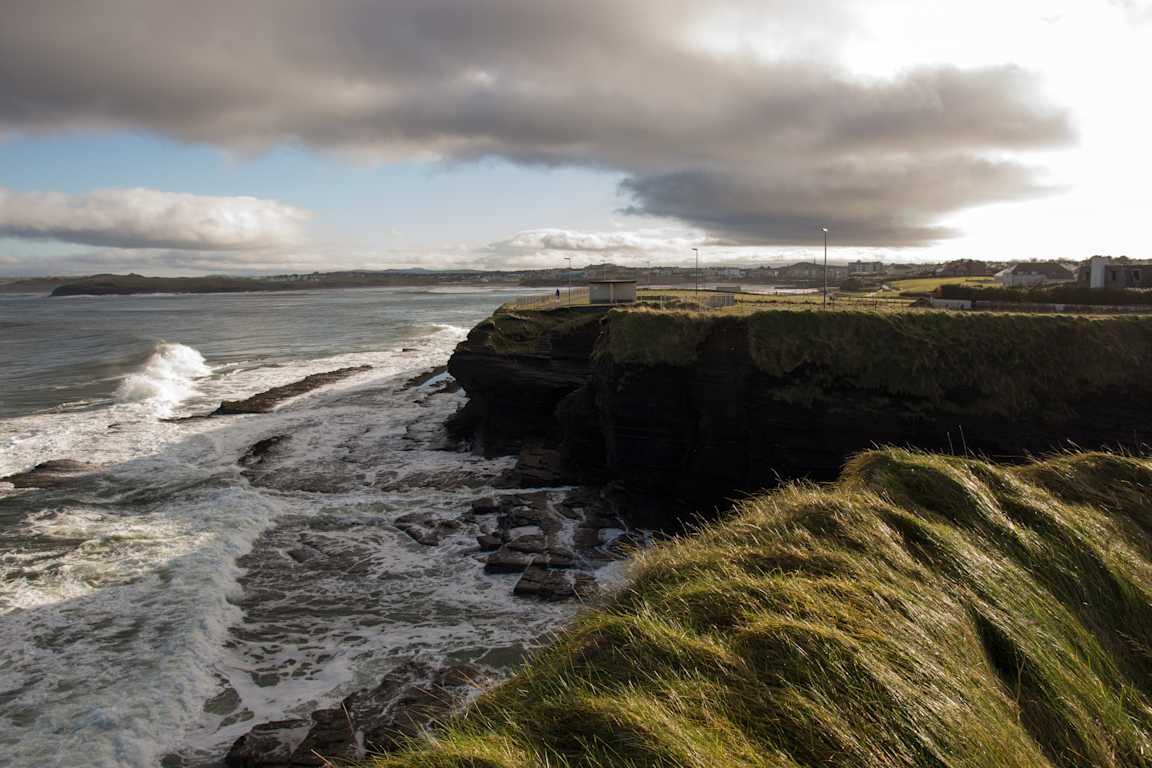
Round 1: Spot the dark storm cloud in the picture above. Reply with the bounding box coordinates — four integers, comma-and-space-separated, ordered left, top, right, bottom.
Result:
0, 0, 1073, 246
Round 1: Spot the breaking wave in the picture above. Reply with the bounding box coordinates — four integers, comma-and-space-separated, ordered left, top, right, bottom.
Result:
116, 342, 212, 414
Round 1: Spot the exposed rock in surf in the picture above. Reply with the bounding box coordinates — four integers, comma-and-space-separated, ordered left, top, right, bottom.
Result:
507, 442, 568, 487
1, 459, 95, 489
224, 719, 311, 767
224, 661, 479, 767
476, 533, 502, 551
286, 545, 325, 564
483, 547, 535, 574
374, 468, 488, 492
394, 512, 461, 547
240, 435, 290, 471
513, 560, 576, 601
402, 364, 448, 390
213, 366, 372, 415
469, 496, 501, 515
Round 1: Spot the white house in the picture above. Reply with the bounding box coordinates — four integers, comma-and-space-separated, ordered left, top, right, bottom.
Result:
994, 262, 1076, 288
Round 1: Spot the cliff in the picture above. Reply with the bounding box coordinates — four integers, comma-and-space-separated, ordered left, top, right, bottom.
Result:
449, 306, 1152, 513
368, 449, 1152, 767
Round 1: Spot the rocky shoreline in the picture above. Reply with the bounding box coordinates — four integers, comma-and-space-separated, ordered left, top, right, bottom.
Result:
195, 364, 648, 767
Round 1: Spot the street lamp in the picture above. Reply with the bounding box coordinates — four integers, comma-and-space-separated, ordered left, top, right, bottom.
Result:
822, 227, 829, 308
565, 255, 573, 304
693, 247, 700, 302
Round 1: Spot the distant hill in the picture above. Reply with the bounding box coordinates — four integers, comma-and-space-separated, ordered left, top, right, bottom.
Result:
0, 276, 74, 295
45, 271, 521, 297
49, 273, 301, 297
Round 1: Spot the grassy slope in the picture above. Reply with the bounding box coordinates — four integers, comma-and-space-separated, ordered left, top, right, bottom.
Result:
473, 307, 607, 355
372, 449, 1152, 768
890, 276, 998, 293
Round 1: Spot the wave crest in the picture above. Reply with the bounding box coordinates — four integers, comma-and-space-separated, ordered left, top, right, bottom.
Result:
116, 342, 212, 414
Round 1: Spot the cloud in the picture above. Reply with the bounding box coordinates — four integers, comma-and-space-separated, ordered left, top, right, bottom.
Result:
1111, 0, 1152, 23
0, 187, 309, 250
498, 228, 708, 253
0, 1, 1073, 247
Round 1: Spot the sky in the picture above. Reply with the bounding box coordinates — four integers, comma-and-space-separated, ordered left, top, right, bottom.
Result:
0, 0, 1149, 276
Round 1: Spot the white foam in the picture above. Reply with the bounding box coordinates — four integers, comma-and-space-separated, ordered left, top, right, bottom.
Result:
115, 342, 213, 416
0, 320, 582, 767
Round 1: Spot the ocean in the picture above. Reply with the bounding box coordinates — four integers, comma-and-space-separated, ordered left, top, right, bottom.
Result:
0, 287, 584, 766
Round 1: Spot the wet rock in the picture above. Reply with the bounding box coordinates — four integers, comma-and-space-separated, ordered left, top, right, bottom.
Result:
224, 718, 311, 767
240, 436, 290, 469
513, 560, 576, 601
286, 545, 325, 564
375, 469, 487, 492
213, 366, 372, 415
513, 443, 567, 487
225, 661, 478, 766
394, 512, 462, 546
469, 496, 501, 515
403, 364, 447, 389
1, 459, 95, 489
542, 550, 579, 569
505, 534, 546, 554
573, 527, 602, 549
476, 534, 502, 551
484, 547, 534, 574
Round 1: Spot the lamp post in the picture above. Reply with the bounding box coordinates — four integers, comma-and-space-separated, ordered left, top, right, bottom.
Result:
693, 247, 700, 302
822, 227, 829, 308
565, 256, 573, 304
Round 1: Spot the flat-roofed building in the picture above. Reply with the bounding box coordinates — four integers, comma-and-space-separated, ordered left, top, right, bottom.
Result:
588, 279, 637, 304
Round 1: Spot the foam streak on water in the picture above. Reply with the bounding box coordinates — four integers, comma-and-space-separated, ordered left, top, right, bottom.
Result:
0, 294, 578, 767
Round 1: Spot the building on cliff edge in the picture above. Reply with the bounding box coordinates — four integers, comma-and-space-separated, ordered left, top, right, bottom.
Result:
588, 279, 637, 304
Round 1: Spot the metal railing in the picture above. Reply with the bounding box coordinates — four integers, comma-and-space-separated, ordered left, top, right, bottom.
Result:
504, 287, 590, 309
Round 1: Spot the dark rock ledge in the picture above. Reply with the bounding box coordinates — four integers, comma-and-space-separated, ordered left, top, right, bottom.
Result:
213, 366, 373, 415
0, 459, 95, 489
224, 660, 479, 767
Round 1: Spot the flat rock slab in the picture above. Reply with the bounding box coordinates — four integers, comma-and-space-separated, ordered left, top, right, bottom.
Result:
513, 561, 577, 601
1, 459, 95, 489
213, 366, 372, 415
224, 661, 478, 766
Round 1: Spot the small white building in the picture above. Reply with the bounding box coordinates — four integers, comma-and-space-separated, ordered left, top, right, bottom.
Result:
588, 279, 637, 304
994, 262, 1076, 288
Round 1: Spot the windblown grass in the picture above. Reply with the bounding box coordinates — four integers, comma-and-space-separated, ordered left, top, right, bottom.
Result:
471, 306, 606, 355
369, 449, 1152, 768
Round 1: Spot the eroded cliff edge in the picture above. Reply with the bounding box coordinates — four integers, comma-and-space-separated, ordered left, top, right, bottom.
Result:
448, 306, 1152, 516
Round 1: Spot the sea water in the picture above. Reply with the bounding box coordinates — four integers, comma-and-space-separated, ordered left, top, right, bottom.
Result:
0, 287, 577, 766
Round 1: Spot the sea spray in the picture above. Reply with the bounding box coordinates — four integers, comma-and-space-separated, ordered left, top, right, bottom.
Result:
116, 342, 212, 415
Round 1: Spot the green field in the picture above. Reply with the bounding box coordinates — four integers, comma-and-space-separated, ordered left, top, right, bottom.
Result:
888, 276, 998, 293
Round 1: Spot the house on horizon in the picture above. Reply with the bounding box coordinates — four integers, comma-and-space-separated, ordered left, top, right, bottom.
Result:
848, 260, 884, 275
994, 262, 1076, 288
935, 259, 997, 278
778, 261, 851, 281
1082, 255, 1152, 289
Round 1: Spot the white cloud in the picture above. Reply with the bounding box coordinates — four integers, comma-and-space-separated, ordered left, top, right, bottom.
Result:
0, 187, 309, 251
499, 228, 709, 253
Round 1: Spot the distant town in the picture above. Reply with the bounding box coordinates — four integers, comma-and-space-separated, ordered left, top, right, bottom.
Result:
0, 255, 1146, 297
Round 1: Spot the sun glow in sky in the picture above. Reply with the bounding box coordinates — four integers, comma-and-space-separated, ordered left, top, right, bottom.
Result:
0, 0, 1148, 275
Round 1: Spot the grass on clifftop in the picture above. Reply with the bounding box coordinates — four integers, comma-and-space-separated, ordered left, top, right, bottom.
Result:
600, 307, 1152, 417
369, 448, 1152, 768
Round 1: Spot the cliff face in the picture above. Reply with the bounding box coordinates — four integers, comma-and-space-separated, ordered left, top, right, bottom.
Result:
446, 307, 605, 458
449, 307, 1152, 512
